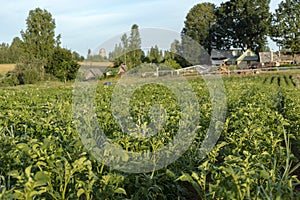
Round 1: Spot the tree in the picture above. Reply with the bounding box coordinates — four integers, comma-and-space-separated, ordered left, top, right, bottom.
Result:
128, 24, 144, 68
87, 49, 92, 59
72, 51, 84, 62
0, 43, 10, 64
163, 39, 191, 67
180, 34, 211, 66
48, 47, 80, 82
21, 8, 56, 62
121, 33, 129, 65
147, 45, 163, 63
108, 24, 144, 69
271, 0, 300, 56
182, 2, 217, 55
0, 37, 24, 64
13, 57, 45, 84
109, 43, 123, 66
214, 0, 271, 54
9, 37, 24, 63
163, 59, 181, 69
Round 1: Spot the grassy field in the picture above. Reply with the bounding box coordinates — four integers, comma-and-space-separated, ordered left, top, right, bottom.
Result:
0, 64, 15, 75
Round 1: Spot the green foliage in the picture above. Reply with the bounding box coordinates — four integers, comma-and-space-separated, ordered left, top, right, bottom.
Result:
48, 47, 80, 82
109, 24, 144, 69
178, 35, 211, 67
213, 0, 271, 53
21, 8, 56, 62
1, 72, 300, 199
5, 57, 46, 85
72, 51, 85, 62
0, 43, 10, 64
120, 33, 129, 65
182, 2, 216, 55
0, 72, 19, 86
127, 24, 144, 68
0, 7, 82, 85
163, 59, 181, 69
146, 45, 164, 63
271, 0, 300, 55
0, 37, 24, 64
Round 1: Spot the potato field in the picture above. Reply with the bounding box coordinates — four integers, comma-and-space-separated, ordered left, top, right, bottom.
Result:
1, 72, 300, 199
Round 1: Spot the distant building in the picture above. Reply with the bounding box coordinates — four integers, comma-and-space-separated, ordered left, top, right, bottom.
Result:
118, 64, 128, 75
84, 68, 103, 81
211, 49, 242, 66
224, 49, 259, 69
259, 51, 300, 65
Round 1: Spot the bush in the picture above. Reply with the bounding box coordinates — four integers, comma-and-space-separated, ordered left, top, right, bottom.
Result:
280, 64, 299, 67
0, 58, 45, 86
13, 58, 45, 84
0, 74, 19, 86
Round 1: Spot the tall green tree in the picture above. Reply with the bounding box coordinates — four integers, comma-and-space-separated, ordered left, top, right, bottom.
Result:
271, 0, 300, 56
21, 8, 56, 63
0, 37, 24, 64
109, 43, 123, 66
164, 39, 190, 67
147, 45, 163, 63
182, 2, 216, 55
0, 43, 10, 64
121, 33, 129, 65
128, 24, 144, 68
214, 0, 271, 54
9, 37, 24, 63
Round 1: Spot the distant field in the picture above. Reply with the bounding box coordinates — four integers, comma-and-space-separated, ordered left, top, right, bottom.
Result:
0, 62, 113, 76
78, 61, 113, 67
0, 64, 15, 75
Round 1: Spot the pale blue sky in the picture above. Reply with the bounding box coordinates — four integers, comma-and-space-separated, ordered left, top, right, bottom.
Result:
0, 0, 281, 56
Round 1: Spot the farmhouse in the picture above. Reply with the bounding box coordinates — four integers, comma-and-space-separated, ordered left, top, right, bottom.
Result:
211, 49, 242, 66
224, 49, 259, 68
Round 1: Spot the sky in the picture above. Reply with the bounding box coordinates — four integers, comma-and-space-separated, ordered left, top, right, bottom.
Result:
0, 0, 281, 57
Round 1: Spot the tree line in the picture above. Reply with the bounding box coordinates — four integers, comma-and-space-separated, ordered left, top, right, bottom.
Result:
107, 25, 183, 70
2, 0, 299, 84
0, 8, 84, 86
182, 0, 300, 56
109, 0, 300, 70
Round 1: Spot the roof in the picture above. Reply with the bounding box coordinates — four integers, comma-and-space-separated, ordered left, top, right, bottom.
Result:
225, 49, 258, 62
226, 56, 240, 62
242, 56, 258, 61
84, 68, 103, 80
211, 49, 242, 59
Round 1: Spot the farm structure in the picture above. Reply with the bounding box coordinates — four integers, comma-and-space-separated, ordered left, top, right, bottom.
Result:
259, 51, 300, 66
211, 49, 259, 69
224, 49, 259, 69
210, 49, 242, 66
83, 68, 103, 81
118, 64, 128, 75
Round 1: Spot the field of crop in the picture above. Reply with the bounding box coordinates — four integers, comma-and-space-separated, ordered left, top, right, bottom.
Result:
0, 64, 16, 75
0, 72, 300, 199
78, 62, 114, 67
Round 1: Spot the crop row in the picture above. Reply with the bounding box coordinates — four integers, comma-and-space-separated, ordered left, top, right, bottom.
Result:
0, 73, 300, 199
